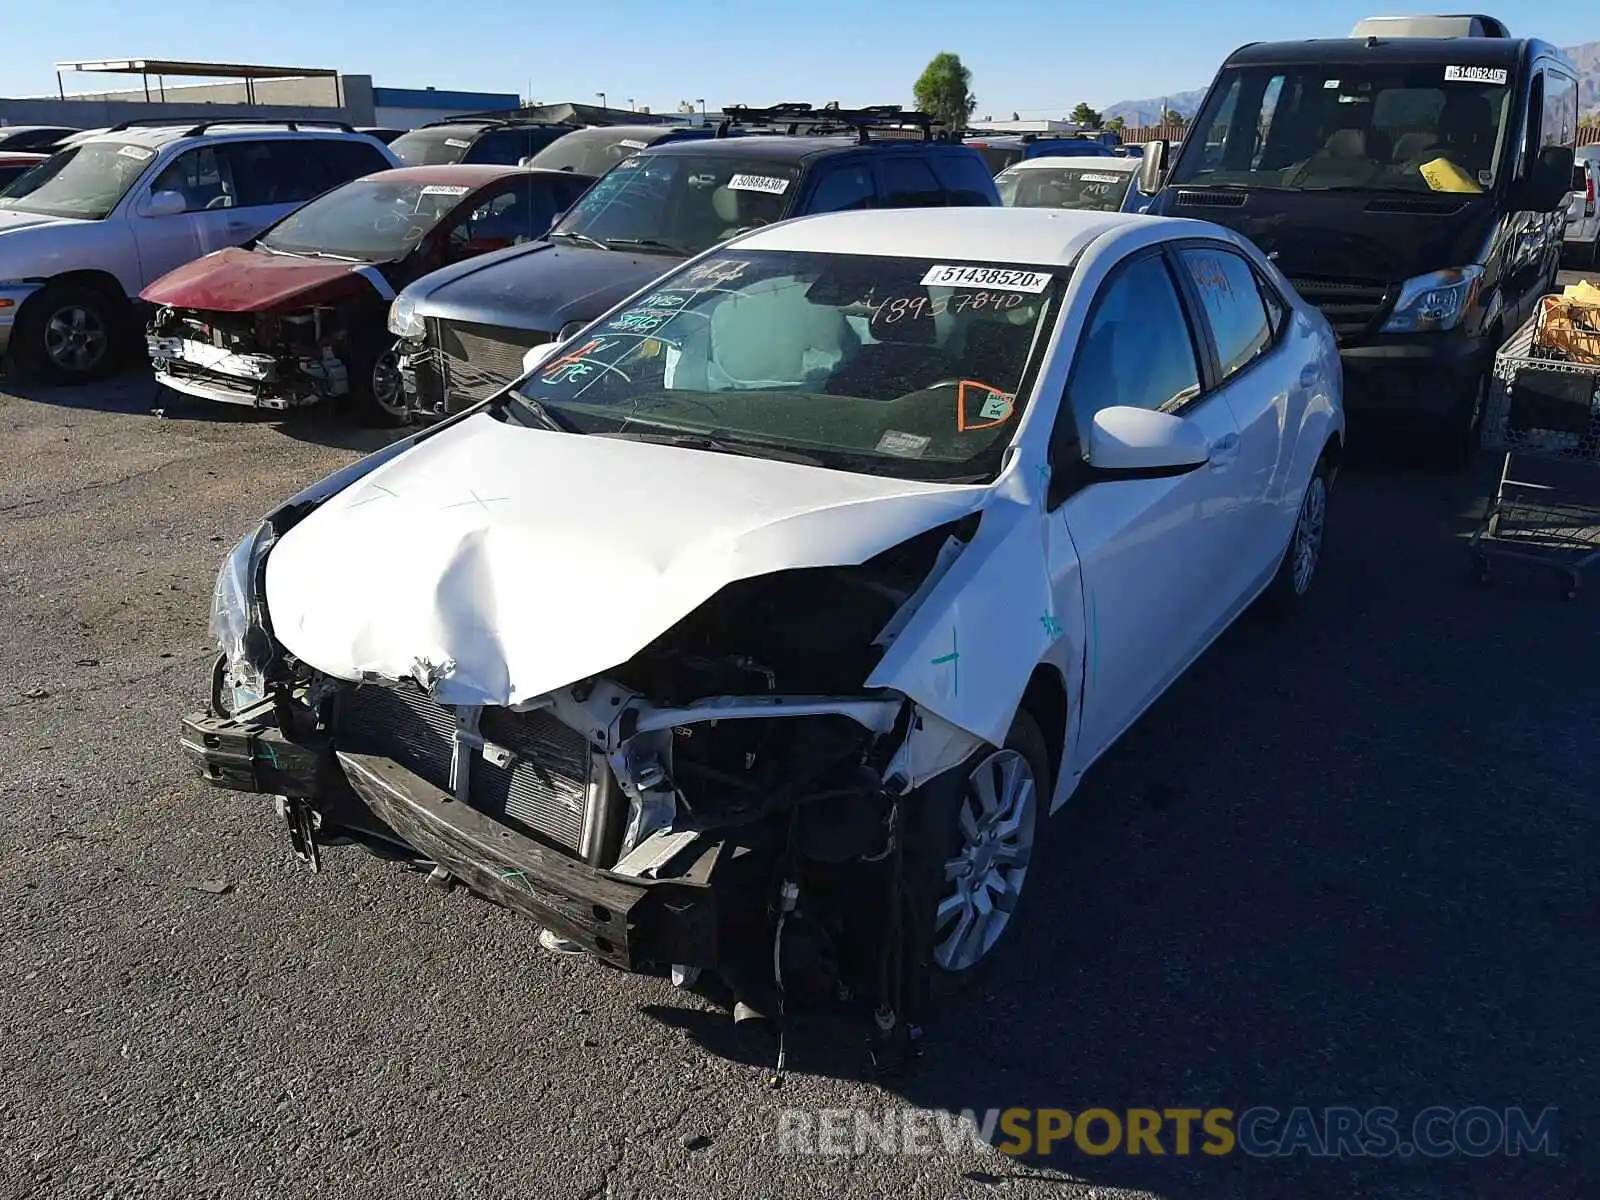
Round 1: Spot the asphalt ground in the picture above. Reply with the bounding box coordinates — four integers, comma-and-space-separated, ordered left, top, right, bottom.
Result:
1, 315, 1596, 1199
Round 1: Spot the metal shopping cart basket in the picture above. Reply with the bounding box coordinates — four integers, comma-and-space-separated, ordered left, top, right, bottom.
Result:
1471, 306, 1600, 600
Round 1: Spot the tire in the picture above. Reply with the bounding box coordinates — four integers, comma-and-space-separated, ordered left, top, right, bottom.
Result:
1260, 454, 1331, 618
347, 342, 409, 428
12, 282, 123, 384
1424, 356, 1491, 474
906, 710, 1051, 990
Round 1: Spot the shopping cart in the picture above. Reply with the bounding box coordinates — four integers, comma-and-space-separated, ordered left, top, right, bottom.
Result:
1471, 307, 1600, 600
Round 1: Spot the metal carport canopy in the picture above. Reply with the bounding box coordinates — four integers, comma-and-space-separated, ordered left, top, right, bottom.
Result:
53, 58, 342, 106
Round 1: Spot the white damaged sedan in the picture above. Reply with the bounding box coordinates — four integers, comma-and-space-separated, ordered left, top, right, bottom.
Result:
184, 207, 1342, 1055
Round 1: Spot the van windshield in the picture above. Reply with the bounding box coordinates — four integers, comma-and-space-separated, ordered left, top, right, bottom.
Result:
1171, 63, 1516, 194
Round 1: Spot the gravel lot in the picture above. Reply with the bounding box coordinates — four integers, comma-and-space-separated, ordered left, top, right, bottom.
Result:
1, 349, 1596, 1200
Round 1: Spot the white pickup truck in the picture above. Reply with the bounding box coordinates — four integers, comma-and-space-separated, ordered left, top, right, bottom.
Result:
0, 120, 398, 383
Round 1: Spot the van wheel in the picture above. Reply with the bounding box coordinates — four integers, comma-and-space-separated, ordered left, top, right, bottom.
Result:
1428, 361, 1490, 474
906, 710, 1049, 988
14, 283, 122, 384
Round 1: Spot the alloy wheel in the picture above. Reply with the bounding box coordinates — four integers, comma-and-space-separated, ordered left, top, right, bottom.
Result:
370, 351, 406, 416
44, 304, 107, 374
1291, 474, 1327, 596
934, 748, 1037, 972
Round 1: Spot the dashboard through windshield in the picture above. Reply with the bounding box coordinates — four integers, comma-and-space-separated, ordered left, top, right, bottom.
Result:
510, 249, 1066, 483
1173, 63, 1516, 194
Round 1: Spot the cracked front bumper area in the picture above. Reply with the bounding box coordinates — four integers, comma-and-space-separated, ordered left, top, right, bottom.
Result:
179, 705, 720, 971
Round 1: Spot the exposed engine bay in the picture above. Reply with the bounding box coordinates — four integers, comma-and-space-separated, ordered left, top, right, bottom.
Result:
147, 304, 367, 409
185, 501, 1000, 1073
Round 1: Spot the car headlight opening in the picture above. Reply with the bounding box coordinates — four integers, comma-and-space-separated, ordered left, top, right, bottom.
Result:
1380, 265, 1484, 335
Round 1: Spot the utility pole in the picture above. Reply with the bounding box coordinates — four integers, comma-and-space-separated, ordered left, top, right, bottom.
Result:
597, 91, 607, 111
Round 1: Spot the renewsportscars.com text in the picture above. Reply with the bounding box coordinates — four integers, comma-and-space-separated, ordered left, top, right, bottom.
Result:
773, 1106, 1561, 1159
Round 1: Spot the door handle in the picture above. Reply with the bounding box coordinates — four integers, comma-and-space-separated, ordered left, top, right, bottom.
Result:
1208, 431, 1240, 468
224, 220, 249, 232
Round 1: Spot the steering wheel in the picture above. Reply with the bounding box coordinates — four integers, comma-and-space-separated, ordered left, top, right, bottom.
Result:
371, 211, 407, 232
205, 195, 233, 211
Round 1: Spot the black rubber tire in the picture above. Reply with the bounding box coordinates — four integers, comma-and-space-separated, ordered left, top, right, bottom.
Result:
347, 341, 409, 428
903, 708, 1052, 1012
1425, 355, 1492, 474
12, 282, 124, 384
1260, 454, 1332, 619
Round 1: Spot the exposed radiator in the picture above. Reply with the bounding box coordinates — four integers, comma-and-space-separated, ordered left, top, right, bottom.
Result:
432, 319, 551, 412
336, 684, 590, 854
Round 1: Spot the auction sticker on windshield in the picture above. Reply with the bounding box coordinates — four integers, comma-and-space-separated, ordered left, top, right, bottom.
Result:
921, 265, 1052, 292
420, 184, 470, 197
1444, 65, 1508, 85
117, 145, 155, 160
727, 174, 790, 194
444, 138, 472, 149
1078, 172, 1125, 184
618, 139, 650, 150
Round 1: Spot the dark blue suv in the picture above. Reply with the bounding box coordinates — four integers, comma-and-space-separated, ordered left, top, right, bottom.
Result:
965, 132, 1120, 174
392, 105, 1002, 419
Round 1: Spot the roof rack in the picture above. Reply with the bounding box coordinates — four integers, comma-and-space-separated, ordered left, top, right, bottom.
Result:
721, 103, 937, 144
418, 112, 563, 129
102, 116, 357, 136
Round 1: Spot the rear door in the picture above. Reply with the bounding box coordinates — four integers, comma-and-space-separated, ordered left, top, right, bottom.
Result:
218, 138, 339, 242
1172, 240, 1304, 601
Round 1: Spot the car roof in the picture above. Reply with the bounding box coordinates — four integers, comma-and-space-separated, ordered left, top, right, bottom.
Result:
733, 207, 1167, 267
0, 125, 78, 135
0, 151, 49, 164
1003, 155, 1138, 171
643, 134, 950, 162
79, 124, 379, 150
1226, 35, 1537, 69
359, 164, 537, 186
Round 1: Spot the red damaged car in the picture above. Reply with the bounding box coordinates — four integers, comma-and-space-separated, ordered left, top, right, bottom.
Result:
142, 164, 595, 424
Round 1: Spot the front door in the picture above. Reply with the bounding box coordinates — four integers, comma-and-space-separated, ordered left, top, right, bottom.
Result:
1049, 248, 1249, 763
131, 146, 241, 288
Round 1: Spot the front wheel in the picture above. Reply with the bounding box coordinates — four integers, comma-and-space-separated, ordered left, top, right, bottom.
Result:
909, 710, 1050, 980
344, 343, 410, 427
13, 283, 122, 384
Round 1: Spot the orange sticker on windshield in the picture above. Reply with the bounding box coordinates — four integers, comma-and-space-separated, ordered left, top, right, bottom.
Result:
956, 380, 1014, 431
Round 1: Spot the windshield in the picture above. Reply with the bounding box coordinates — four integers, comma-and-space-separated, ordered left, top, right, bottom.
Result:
510, 249, 1064, 483
390, 129, 476, 166
258, 177, 474, 261
528, 128, 669, 177
549, 153, 798, 257
972, 145, 1025, 174
1172, 63, 1515, 194
997, 164, 1133, 211
0, 142, 157, 219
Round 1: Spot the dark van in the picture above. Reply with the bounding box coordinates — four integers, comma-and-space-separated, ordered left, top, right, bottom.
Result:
1133, 14, 1577, 467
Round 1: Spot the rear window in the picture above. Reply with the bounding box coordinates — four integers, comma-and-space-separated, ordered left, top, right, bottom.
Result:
931, 152, 999, 205
390, 128, 478, 166
528, 128, 669, 176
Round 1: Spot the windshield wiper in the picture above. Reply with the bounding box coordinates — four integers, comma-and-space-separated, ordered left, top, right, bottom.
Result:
605, 237, 684, 254
601, 429, 823, 465
507, 390, 580, 433
549, 230, 611, 252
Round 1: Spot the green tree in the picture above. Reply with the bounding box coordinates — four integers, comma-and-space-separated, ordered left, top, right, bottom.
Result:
1160, 107, 1188, 127
913, 52, 977, 131
1105, 115, 1126, 133
1070, 102, 1103, 128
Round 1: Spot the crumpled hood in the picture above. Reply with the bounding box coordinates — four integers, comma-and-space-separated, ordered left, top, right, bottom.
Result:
407, 241, 681, 334
140, 247, 375, 312
264, 412, 988, 706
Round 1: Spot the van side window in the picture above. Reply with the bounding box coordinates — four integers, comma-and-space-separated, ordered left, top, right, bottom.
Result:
1543, 70, 1578, 149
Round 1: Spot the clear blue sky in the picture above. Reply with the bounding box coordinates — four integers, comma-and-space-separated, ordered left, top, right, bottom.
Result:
3, 1, 1594, 116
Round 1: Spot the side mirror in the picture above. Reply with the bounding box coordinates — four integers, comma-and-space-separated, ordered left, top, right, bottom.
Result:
1518, 144, 1576, 212
522, 342, 558, 375
1085, 406, 1210, 478
143, 190, 187, 218
1137, 139, 1169, 195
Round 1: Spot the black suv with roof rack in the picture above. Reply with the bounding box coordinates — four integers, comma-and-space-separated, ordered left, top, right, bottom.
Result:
388, 104, 1001, 419
389, 115, 577, 167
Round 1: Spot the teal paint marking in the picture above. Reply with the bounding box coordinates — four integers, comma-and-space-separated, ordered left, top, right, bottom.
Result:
444, 489, 510, 513
498, 868, 534, 882
1040, 612, 1063, 640
254, 743, 282, 768
930, 627, 960, 695
347, 483, 397, 508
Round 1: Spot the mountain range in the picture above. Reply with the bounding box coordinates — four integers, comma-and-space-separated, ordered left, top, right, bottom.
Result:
1103, 40, 1600, 126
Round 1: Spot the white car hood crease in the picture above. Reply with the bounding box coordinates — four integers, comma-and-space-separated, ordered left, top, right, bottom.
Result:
264, 412, 990, 707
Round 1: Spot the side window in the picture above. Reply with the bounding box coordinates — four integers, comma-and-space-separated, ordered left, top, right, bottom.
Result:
224, 140, 333, 208
450, 179, 550, 247
805, 164, 877, 214
878, 157, 945, 208
1177, 246, 1273, 380
463, 130, 522, 165
556, 175, 593, 210
930, 153, 998, 206
1056, 254, 1202, 461
313, 138, 391, 186
1543, 70, 1577, 149
1257, 269, 1287, 336
149, 147, 235, 212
